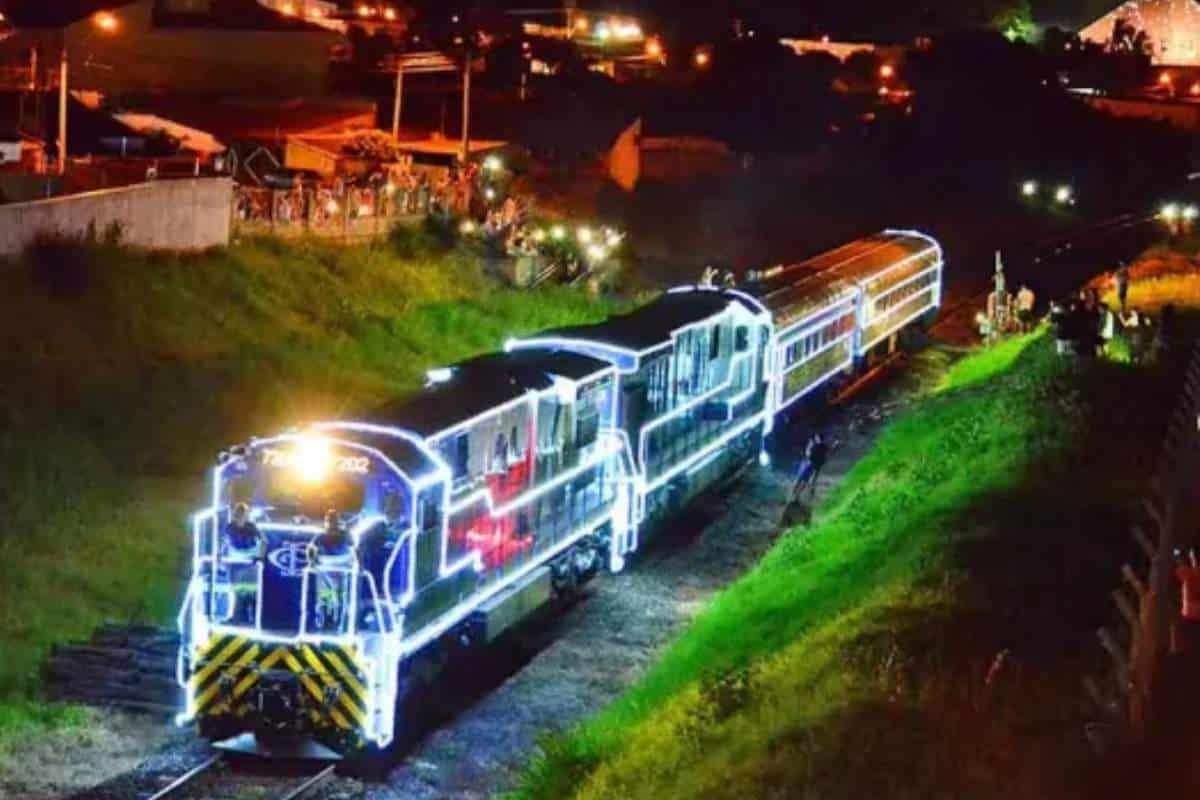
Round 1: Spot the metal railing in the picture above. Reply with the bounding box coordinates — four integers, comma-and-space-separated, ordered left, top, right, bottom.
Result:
1086, 338, 1200, 746
231, 183, 439, 241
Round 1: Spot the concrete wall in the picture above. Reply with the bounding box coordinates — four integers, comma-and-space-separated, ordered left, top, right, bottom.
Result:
0, 177, 232, 256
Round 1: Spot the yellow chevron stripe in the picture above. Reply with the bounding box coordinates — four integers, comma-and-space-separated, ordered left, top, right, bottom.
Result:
303, 644, 366, 706
298, 646, 366, 726
259, 646, 287, 670
223, 646, 286, 709
194, 644, 260, 712
321, 647, 368, 701
191, 636, 248, 688
199, 634, 231, 659
280, 651, 352, 730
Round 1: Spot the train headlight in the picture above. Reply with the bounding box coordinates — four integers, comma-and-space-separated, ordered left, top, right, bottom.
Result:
293, 436, 333, 484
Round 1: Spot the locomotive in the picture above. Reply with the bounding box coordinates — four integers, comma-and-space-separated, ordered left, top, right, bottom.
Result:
175, 230, 943, 757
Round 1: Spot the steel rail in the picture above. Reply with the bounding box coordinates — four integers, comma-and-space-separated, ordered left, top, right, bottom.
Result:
279, 764, 338, 800
145, 755, 222, 800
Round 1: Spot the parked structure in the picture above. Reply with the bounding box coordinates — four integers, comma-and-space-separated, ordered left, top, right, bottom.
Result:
1081, 0, 1200, 66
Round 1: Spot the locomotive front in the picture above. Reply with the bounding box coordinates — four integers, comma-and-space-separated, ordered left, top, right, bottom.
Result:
176, 428, 431, 755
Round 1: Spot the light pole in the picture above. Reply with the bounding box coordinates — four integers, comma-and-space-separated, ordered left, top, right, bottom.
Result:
460, 44, 472, 163
58, 11, 119, 175
57, 47, 67, 174
391, 65, 404, 138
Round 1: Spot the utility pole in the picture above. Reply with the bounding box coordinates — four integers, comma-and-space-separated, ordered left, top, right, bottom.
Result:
58, 47, 68, 175
391, 65, 404, 139
460, 45, 471, 163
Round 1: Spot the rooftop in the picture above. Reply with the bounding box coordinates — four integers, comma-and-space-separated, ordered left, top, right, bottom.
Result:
530, 289, 757, 354
4, 0, 338, 32
371, 349, 612, 438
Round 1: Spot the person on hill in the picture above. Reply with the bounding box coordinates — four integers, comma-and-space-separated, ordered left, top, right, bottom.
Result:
1174, 548, 1200, 653
1114, 264, 1131, 313
1049, 300, 1070, 354
1016, 285, 1036, 332
1098, 302, 1117, 356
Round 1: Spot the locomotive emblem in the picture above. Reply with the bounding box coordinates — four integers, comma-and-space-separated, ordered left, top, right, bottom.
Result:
267, 542, 311, 578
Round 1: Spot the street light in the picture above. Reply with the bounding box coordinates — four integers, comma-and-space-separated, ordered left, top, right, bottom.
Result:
1184, 204, 1198, 221
1054, 185, 1073, 204
58, 11, 120, 174
1161, 202, 1180, 221
879, 63, 895, 80
694, 49, 711, 68
483, 154, 502, 173
551, 225, 566, 240
1021, 180, 1038, 197
93, 11, 119, 32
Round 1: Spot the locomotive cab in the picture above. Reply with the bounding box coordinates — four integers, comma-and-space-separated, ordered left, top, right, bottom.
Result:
177, 427, 445, 754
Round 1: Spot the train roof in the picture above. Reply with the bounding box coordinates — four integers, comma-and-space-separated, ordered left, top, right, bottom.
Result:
369, 349, 613, 438
749, 230, 941, 328
533, 289, 761, 354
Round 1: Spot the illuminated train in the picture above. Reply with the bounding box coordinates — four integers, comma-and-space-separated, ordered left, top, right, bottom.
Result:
175, 230, 943, 756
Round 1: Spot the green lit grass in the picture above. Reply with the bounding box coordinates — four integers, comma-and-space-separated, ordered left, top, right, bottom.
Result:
514, 329, 1185, 800
0, 229, 627, 743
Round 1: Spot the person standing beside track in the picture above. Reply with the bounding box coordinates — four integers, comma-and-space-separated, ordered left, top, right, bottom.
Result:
794, 433, 829, 502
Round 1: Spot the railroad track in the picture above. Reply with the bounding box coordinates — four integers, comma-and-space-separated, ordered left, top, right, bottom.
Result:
145, 756, 338, 800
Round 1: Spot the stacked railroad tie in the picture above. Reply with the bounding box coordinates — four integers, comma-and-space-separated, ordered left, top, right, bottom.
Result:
45, 624, 182, 715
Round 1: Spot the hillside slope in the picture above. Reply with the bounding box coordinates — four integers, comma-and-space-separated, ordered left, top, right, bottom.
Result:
514, 324, 1187, 800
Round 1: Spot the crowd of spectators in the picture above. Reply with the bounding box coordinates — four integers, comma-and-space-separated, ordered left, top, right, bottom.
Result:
232, 160, 481, 231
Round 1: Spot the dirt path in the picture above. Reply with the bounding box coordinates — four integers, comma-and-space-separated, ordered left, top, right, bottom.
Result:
367, 381, 904, 800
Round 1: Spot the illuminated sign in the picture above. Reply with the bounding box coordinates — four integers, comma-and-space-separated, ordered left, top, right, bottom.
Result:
260, 448, 370, 475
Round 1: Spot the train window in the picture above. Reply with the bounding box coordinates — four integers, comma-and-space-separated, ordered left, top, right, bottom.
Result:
709, 326, 721, 360
575, 412, 599, 449
510, 424, 522, 460
260, 469, 365, 519
416, 490, 442, 588
451, 432, 469, 480
735, 326, 749, 352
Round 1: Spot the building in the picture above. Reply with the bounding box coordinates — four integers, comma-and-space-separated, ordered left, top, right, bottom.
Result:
256, 0, 344, 32
0, 0, 345, 96
1081, 0, 1200, 66
517, 6, 662, 81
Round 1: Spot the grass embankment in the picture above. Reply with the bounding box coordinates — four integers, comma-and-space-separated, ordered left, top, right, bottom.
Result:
0, 225, 626, 752
516, 327, 1184, 799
